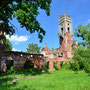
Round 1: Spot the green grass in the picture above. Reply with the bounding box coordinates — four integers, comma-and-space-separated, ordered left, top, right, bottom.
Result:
0, 70, 90, 90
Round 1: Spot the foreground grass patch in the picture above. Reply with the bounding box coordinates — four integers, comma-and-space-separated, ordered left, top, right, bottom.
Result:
0, 70, 90, 90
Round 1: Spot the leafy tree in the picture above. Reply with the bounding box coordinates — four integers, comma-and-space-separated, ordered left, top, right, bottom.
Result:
71, 46, 90, 73
0, 0, 52, 42
4, 38, 12, 51
75, 23, 90, 47
27, 43, 40, 53
72, 23, 90, 74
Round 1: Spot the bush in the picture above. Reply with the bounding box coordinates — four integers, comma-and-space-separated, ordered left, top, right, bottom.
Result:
45, 61, 49, 70
54, 66, 59, 70
42, 67, 48, 72
33, 68, 40, 72
60, 61, 63, 68
53, 62, 59, 70
84, 62, 90, 74
10, 66, 20, 74
22, 69, 33, 74
71, 62, 79, 74
62, 62, 71, 70
6, 70, 11, 75
24, 60, 34, 69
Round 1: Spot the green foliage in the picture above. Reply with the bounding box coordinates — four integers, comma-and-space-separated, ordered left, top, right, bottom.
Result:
27, 43, 41, 53
60, 14, 70, 18
60, 61, 63, 68
60, 15, 64, 18
72, 46, 90, 74
33, 68, 40, 74
75, 23, 90, 46
24, 60, 34, 69
84, 62, 90, 74
53, 62, 59, 70
0, 70, 90, 90
45, 61, 49, 70
67, 15, 70, 18
71, 62, 80, 74
0, 0, 52, 42
57, 33, 60, 37
72, 47, 90, 70
10, 66, 20, 74
4, 38, 12, 51
73, 23, 90, 74
62, 62, 71, 70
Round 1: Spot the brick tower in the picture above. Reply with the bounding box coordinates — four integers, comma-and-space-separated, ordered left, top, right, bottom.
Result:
58, 13, 73, 58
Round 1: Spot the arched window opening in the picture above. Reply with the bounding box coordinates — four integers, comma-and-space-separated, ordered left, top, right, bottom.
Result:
6, 60, 14, 70
60, 36, 63, 46
24, 60, 34, 69
61, 52, 63, 56
61, 28, 64, 34
67, 27, 70, 33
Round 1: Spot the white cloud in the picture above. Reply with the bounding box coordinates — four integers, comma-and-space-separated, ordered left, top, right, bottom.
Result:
14, 42, 18, 45
12, 48, 21, 51
6, 35, 30, 42
87, 19, 90, 23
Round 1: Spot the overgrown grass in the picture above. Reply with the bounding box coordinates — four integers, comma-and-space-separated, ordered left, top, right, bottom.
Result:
0, 70, 90, 90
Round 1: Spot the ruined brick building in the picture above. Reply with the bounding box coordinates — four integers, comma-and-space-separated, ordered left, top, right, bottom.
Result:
0, 13, 78, 71
41, 13, 78, 70
0, 21, 45, 72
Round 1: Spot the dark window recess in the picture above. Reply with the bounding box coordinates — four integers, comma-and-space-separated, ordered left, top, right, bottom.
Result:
60, 36, 63, 46
61, 53, 63, 55
6, 60, 14, 70
61, 28, 64, 34
67, 27, 70, 33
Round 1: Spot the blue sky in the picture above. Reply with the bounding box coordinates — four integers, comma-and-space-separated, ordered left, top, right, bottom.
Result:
7, 0, 90, 52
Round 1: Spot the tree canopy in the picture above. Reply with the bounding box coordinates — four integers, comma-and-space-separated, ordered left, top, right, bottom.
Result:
0, 0, 52, 42
71, 23, 90, 74
74, 23, 90, 47
27, 43, 41, 53
4, 38, 12, 51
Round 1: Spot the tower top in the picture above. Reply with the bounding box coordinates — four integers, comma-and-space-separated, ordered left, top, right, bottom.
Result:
59, 13, 72, 35
59, 13, 71, 20
64, 13, 66, 16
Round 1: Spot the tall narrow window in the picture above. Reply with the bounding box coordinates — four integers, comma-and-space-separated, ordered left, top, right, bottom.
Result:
61, 28, 63, 34
67, 27, 70, 33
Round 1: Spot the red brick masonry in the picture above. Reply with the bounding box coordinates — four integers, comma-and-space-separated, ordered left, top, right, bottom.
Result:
0, 51, 45, 71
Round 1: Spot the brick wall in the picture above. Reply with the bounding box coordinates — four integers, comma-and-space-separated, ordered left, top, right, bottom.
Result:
0, 51, 45, 71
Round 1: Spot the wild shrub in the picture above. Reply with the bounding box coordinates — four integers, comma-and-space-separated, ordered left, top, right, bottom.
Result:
10, 66, 20, 74
45, 61, 49, 70
62, 61, 71, 70
53, 62, 59, 70
71, 62, 80, 74
84, 62, 90, 74
60, 61, 63, 68
72, 47, 90, 70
